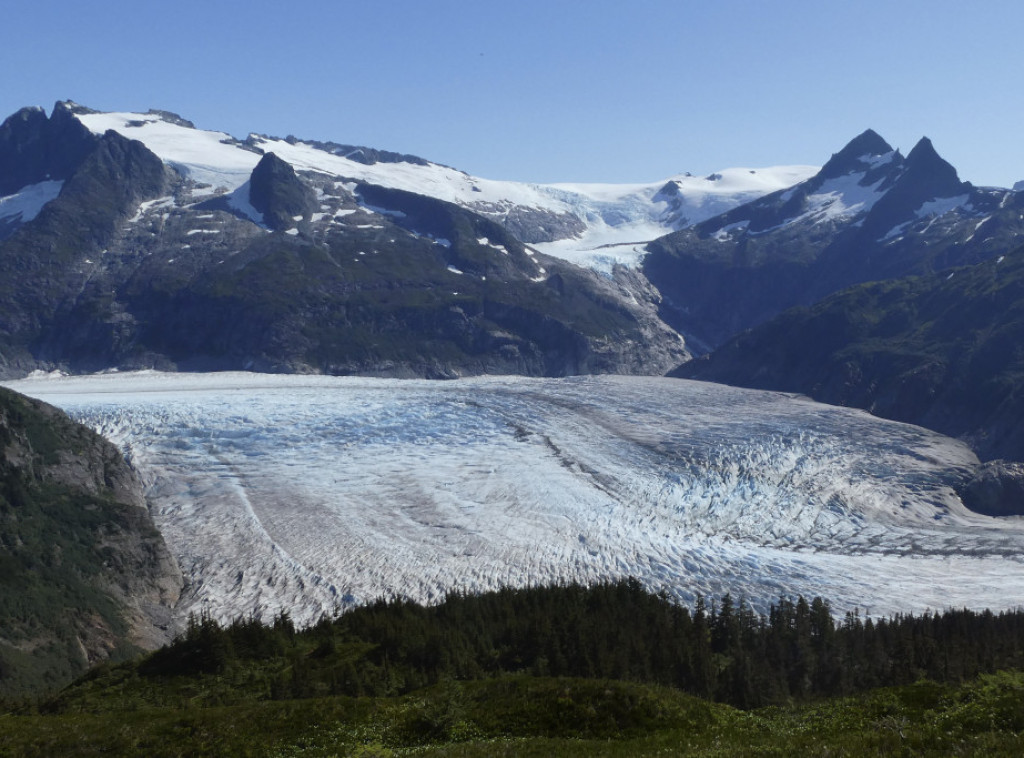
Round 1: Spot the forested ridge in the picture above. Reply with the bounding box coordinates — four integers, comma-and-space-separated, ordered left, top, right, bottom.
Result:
5, 580, 1024, 756
41, 579, 1024, 712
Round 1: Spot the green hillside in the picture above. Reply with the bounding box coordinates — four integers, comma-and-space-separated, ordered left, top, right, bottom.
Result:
4, 581, 1024, 756
678, 246, 1024, 462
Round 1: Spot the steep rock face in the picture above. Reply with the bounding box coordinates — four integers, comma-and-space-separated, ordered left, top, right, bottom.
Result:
816, 129, 893, 179
0, 128, 172, 373
247, 152, 317, 231
644, 131, 1024, 352
858, 137, 966, 239
0, 102, 98, 197
0, 386, 181, 697
100, 183, 687, 378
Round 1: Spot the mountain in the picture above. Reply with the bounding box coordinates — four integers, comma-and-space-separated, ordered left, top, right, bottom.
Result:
5, 106, 1023, 382
676, 245, 1024, 466
41, 105, 814, 266
0, 102, 813, 262
0, 385, 180, 697
647, 130, 1024, 469
0, 101, 726, 378
524, 164, 815, 271
643, 129, 1024, 352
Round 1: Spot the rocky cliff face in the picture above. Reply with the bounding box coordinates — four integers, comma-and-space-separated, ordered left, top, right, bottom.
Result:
0, 122, 173, 375
0, 102, 98, 198
0, 386, 181, 696
247, 152, 318, 231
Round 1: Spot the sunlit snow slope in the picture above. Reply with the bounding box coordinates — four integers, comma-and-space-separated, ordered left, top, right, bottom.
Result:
7, 372, 1024, 627
72, 108, 816, 271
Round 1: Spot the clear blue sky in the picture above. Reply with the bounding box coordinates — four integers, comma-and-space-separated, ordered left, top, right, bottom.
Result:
3, 0, 1022, 187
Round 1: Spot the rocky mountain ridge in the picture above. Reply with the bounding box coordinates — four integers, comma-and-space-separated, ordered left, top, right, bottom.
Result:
643, 130, 1024, 352
0, 102, 696, 379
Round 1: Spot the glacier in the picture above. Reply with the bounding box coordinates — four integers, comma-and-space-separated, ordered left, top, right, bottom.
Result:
6, 371, 1024, 628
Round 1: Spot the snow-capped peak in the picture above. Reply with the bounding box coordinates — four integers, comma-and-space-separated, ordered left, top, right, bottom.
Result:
68, 105, 816, 272
531, 166, 817, 270
692, 128, 987, 243
816, 128, 894, 180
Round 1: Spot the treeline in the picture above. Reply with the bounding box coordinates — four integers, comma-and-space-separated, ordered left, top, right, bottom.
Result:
136, 580, 1024, 709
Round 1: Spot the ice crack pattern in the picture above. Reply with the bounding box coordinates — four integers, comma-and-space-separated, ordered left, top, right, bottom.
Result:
7, 371, 1024, 628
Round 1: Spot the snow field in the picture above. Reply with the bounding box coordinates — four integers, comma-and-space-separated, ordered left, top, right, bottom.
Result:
0, 180, 64, 224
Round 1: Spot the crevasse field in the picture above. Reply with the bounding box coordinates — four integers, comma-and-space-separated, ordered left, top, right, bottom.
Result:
7, 371, 1024, 627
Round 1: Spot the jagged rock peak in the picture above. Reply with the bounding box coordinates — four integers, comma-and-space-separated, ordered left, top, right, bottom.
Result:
818, 129, 895, 179
89, 129, 172, 201
2, 105, 46, 123
853, 134, 969, 239
901, 136, 964, 195
248, 151, 317, 231
906, 135, 938, 162
844, 128, 893, 156
905, 136, 950, 169
0, 106, 49, 140
251, 151, 294, 182
0, 102, 99, 196
654, 180, 681, 199
1015, 180, 1024, 193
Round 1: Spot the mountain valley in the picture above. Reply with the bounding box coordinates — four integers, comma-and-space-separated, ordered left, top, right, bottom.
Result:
2, 100, 1024, 704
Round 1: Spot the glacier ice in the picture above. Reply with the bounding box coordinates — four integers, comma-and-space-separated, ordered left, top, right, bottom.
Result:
6, 371, 1024, 628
